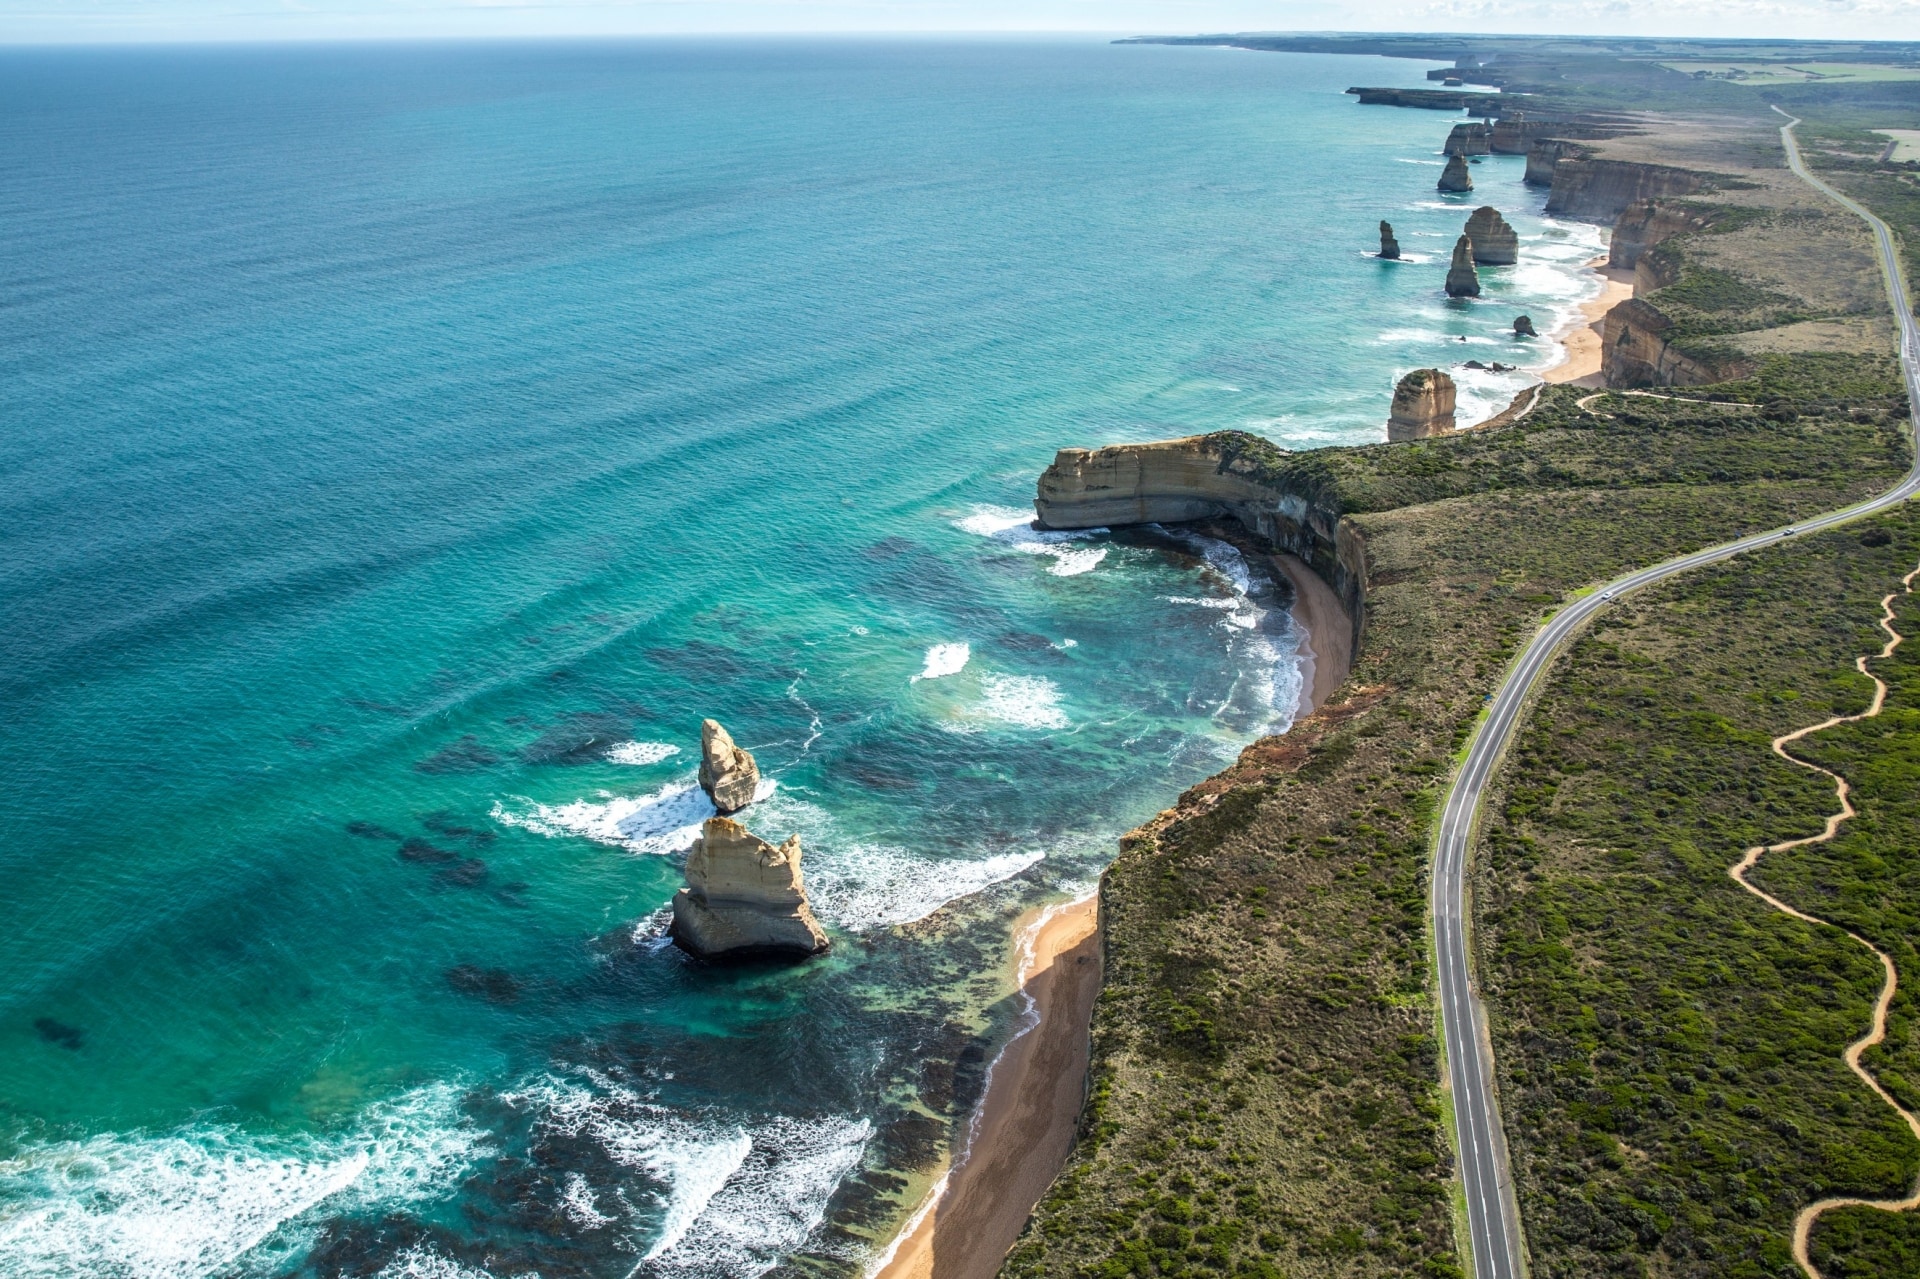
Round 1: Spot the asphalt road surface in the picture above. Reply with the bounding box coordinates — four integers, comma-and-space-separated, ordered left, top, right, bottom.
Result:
1431, 112, 1920, 1279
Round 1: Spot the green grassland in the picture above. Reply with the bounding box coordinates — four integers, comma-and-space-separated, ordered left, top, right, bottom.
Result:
1473, 510, 1920, 1279
1000, 361, 1910, 1279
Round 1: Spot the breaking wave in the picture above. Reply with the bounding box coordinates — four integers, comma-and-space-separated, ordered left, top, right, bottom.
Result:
954, 504, 1108, 576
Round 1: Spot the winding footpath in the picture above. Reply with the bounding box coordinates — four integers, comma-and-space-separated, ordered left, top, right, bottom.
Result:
1728, 564, 1920, 1277
1431, 112, 1920, 1279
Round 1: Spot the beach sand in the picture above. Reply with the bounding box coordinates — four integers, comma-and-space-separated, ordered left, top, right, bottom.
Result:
873, 894, 1102, 1279
1544, 255, 1634, 386
1273, 551, 1353, 716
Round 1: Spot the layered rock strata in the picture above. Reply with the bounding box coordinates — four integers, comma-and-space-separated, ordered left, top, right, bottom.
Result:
1444, 236, 1481, 297
1345, 87, 1505, 112
1524, 140, 1587, 187
697, 718, 760, 814
1443, 123, 1493, 156
1437, 154, 1474, 194
1544, 157, 1707, 221
1033, 432, 1368, 662
1600, 298, 1754, 388
1388, 369, 1457, 441
669, 817, 829, 960
1378, 221, 1401, 260
1463, 206, 1519, 265
1608, 198, 1716, 270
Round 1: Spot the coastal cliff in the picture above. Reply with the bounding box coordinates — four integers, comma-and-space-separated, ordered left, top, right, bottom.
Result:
1034, 433, 1368, 661
1543, 156, 1708, 220
1600, 297, 1753, 387
1608, 199, 1717, 270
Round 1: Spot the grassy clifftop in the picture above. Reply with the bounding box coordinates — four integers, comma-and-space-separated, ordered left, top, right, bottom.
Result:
1002, 361, 1909, 1279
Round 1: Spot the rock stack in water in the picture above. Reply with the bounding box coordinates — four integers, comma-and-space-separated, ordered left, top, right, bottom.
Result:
1437, 154, 1474, 193
1445, 236, 1481, 297
1378, 220, 1401, 260
697, 719, 760, 814
1443, 122, 1493, 156
669, 817, 830, 960
1388, 370, 1458, 442
1463, 206, 1519, 265
1514, 314, 1538, 337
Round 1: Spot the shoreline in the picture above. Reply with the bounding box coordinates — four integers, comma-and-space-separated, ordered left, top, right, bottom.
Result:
872, 893, 1102, 1279
1542, 253, 1634, 387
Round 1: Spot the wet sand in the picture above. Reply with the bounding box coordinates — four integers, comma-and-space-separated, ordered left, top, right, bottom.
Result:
1273, 551, 1353, 715
872, 894, 1102, 1279
1544, 255, 1634, 386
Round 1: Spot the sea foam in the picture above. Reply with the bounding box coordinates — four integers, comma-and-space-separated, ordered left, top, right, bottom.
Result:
492, 774, 777, 857
954, 504, 1108, 576
910, 642, 970, 682
607, 741, 682, 766
0, 1084, 483, 1279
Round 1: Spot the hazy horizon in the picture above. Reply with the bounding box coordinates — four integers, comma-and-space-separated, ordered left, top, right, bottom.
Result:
3, 2, 1917, 48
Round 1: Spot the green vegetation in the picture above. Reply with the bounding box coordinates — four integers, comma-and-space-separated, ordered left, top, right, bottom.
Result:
1474, 512, 1920, 1278
1002, 361, 1910, 1279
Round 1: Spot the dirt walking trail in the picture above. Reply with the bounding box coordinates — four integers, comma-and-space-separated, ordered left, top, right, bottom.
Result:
1727, 562, 1920, 1278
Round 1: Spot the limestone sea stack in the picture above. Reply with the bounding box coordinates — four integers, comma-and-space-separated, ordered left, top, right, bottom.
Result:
1463, 206, 1519, 265
697, 718, 761, 814
1443, 122, 1493, 156
1378, 220, 1401, 260
1444, 236, 1481, 298
669, 817, 829, 960
1437, 154, 1474, 193
1388, 370, 1458, 441
1514, 314, 1538, 337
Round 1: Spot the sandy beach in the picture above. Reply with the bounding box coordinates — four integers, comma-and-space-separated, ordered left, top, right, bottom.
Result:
1272, 551, 1353, 715
1544, 254, 1634, 386
873, 894, 1102, 1279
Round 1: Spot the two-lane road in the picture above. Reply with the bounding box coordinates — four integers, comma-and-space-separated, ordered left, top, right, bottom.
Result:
1433, 113, 1920, 1279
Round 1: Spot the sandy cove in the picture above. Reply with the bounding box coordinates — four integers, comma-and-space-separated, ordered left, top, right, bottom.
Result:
873, 893, 1101, 1279
872, 548, 1354, 1279
1544, 254, 1634, 386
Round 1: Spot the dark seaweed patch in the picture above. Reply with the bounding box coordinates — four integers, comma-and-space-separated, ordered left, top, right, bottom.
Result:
422, 812, 497, 845
398, 839, 459, 865
445, 965, 523, 1005
434, 858, 490, 888
346, 821, 402, 841
414, 736, 502, 774
32, 1017, 84, 1050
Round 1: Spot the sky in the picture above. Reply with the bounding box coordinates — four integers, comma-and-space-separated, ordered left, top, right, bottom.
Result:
0, 0, 1916, 48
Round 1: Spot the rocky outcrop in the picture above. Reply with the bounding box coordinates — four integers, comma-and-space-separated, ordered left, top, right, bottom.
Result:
1437, 154, 1474, 194
1464, 206, 1518, 265
1544, 158, 1707, 222
1443, 123, 1492, 156
1378, 221, 1401, 260
1388, 370, 1457, 441
1601, 298, 1754, 388
1445, 237, 1481, 297
697, 719, 760, 814
1607, 199, 1716, 271
1514, 314, 1538, 337
1524, 140, 1588, 187
1034, 433, 1369, 663
669, 817, 829, 960
1346, 87, 1504, 112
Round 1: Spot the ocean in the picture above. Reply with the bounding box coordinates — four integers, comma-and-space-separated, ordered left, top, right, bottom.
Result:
0, 37, 1602, 1278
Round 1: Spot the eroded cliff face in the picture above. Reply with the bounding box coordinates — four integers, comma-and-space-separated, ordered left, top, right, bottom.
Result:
1388, 369, 1457, 440
1525, 140, 1588, 187
1444, 122, 1492, 156
1601, 297, 1753, 388
1544, 157, 1707, 221
1608, 199, 1716, 271
1034, 433, 1368, 661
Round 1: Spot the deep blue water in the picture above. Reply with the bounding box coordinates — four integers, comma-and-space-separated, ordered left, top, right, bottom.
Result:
0, 37, 1600, 1278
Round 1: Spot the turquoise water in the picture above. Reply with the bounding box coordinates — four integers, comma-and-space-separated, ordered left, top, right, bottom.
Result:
0, 38, 1600, 1278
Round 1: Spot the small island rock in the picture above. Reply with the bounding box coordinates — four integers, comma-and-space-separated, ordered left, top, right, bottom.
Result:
1514, 314, 1538, 337
1388, 369, 1457, 441
1378, 220, 1401, 260
1438, 154, 1474, 193
669, 817, 829, 960
1464, 206, 1519, 265
697, 718, 761, 814
1445, 236, 1481, 298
